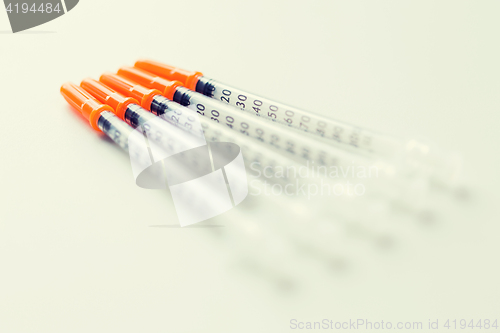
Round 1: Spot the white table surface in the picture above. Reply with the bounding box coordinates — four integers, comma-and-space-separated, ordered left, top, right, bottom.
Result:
1, 1, 499, 332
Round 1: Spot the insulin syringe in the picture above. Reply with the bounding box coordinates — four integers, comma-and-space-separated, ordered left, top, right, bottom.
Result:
61, 82, 209, 179
62, 81, 250, 222
80, 76, 351, 196
134, 60, 462, 188
96, 72, 316, 183
135, 60, 404, 157
59, 85, 343, 277
116, 66, 457, 194
98, 72, 376, 192
82, 76, 405, 249
63, 78, 432, 242
100, 72, 437, 213
115, 67, 401, 178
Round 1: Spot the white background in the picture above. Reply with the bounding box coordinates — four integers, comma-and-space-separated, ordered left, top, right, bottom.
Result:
1, 1, 499, 332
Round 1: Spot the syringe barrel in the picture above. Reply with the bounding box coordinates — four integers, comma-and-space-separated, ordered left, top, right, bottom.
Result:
97, 111, 136, 151
171, 86, 370, 169
194, 77, 405, 157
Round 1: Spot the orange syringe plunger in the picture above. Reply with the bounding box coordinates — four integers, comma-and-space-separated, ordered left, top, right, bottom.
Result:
117, 66, 183, 100
60, 82, 114, 131
135, 59, 203, 91
99, 73, 162, 110
80, 78, 139, 121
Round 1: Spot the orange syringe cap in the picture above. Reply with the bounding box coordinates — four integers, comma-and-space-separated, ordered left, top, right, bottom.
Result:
118, 66, 183, 100
134, 59, 202, 91
60, 82, 113, 131
99, 73, 162, 110
80, 78, 139, 120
